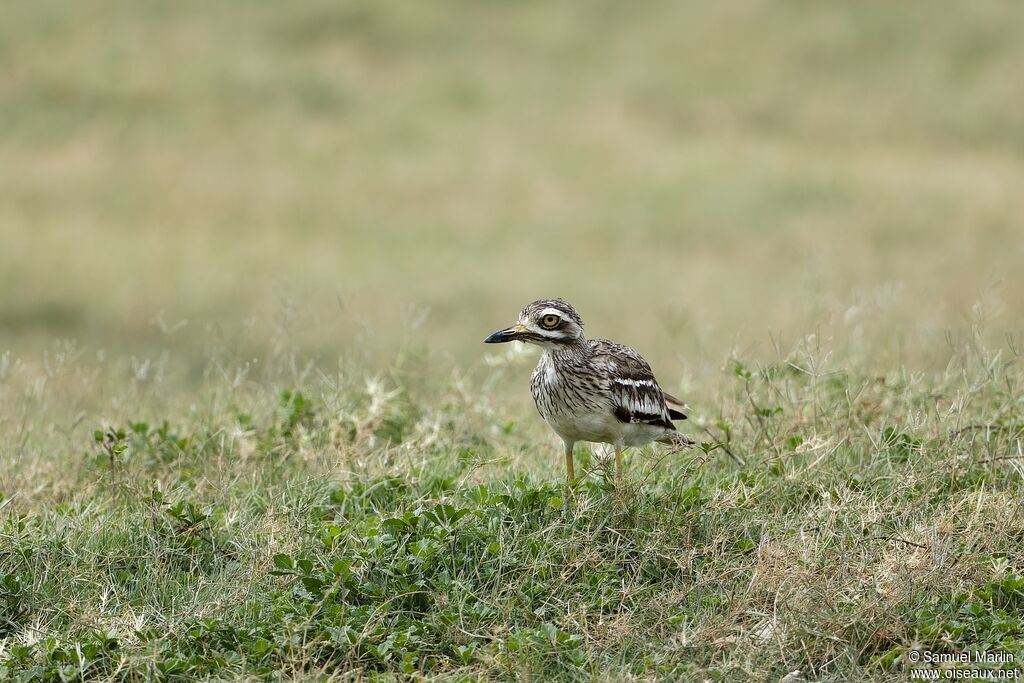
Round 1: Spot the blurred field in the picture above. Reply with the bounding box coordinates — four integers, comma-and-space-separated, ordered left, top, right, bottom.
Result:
3, 0, 1024, 373
3, 1, 1024, 680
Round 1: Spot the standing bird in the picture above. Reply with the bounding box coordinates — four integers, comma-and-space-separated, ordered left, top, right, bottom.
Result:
484, 298, 693, 489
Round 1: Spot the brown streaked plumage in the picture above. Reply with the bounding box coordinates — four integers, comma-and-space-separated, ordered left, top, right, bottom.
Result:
484, 298, 694, 490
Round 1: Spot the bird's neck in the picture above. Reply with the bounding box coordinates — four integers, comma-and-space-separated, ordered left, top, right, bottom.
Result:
545, 337, 589, 362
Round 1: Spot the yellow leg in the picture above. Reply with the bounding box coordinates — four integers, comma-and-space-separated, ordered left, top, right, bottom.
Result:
615, 447, 624, 503
564, 442, 575, 482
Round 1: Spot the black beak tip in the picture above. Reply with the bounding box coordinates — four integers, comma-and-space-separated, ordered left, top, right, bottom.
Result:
484, 329, 514, 344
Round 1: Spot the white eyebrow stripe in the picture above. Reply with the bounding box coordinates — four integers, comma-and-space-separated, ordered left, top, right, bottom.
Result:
539, 308, 565, 318
526, 323, 565, 336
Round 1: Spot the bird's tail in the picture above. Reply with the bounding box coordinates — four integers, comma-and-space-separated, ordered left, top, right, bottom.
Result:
663, 392, 689, 421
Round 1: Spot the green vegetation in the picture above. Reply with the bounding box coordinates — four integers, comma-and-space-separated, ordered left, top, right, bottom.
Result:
2, 0, 1023, 680
3, 343, 1023, 679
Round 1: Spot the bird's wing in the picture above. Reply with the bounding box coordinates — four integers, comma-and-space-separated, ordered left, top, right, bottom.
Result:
590, 339, 682, 430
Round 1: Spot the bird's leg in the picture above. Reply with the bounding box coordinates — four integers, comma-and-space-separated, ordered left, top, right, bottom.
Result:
615, 446, 624, 505
564, 441, 575, 482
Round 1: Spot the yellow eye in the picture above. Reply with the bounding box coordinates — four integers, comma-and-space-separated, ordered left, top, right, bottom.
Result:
541, 314, 560, 328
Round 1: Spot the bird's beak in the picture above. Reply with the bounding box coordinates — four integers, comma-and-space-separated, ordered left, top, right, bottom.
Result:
484, 323, 528, 344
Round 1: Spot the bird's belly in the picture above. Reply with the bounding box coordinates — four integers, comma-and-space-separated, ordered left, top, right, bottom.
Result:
544, 412, 621, 445
544, 412, 668, 447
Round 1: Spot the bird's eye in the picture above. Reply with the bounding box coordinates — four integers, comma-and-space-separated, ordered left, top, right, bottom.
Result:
541, 314, 560, 329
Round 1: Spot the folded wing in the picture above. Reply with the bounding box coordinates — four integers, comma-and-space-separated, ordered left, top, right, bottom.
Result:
590, 339, 686, 431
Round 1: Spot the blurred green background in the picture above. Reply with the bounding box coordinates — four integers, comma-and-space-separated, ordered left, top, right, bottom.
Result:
3, 0, 1023, 375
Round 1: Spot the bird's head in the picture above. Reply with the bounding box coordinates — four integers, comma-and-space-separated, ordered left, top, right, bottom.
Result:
484, 298, 585, 348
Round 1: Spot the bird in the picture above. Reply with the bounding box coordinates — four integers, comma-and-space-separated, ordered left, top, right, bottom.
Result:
484, 298, 693, 489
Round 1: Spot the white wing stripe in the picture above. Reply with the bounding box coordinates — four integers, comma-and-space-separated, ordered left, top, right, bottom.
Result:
613, 377, 656, 388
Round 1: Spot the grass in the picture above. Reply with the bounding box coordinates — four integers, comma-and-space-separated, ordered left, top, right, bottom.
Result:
2, 329, 1023, 680
2, 0, 1024, 680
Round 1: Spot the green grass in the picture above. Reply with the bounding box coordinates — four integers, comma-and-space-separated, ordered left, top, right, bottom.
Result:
3, 0, 1024, 680
2, 334, 1023, 680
